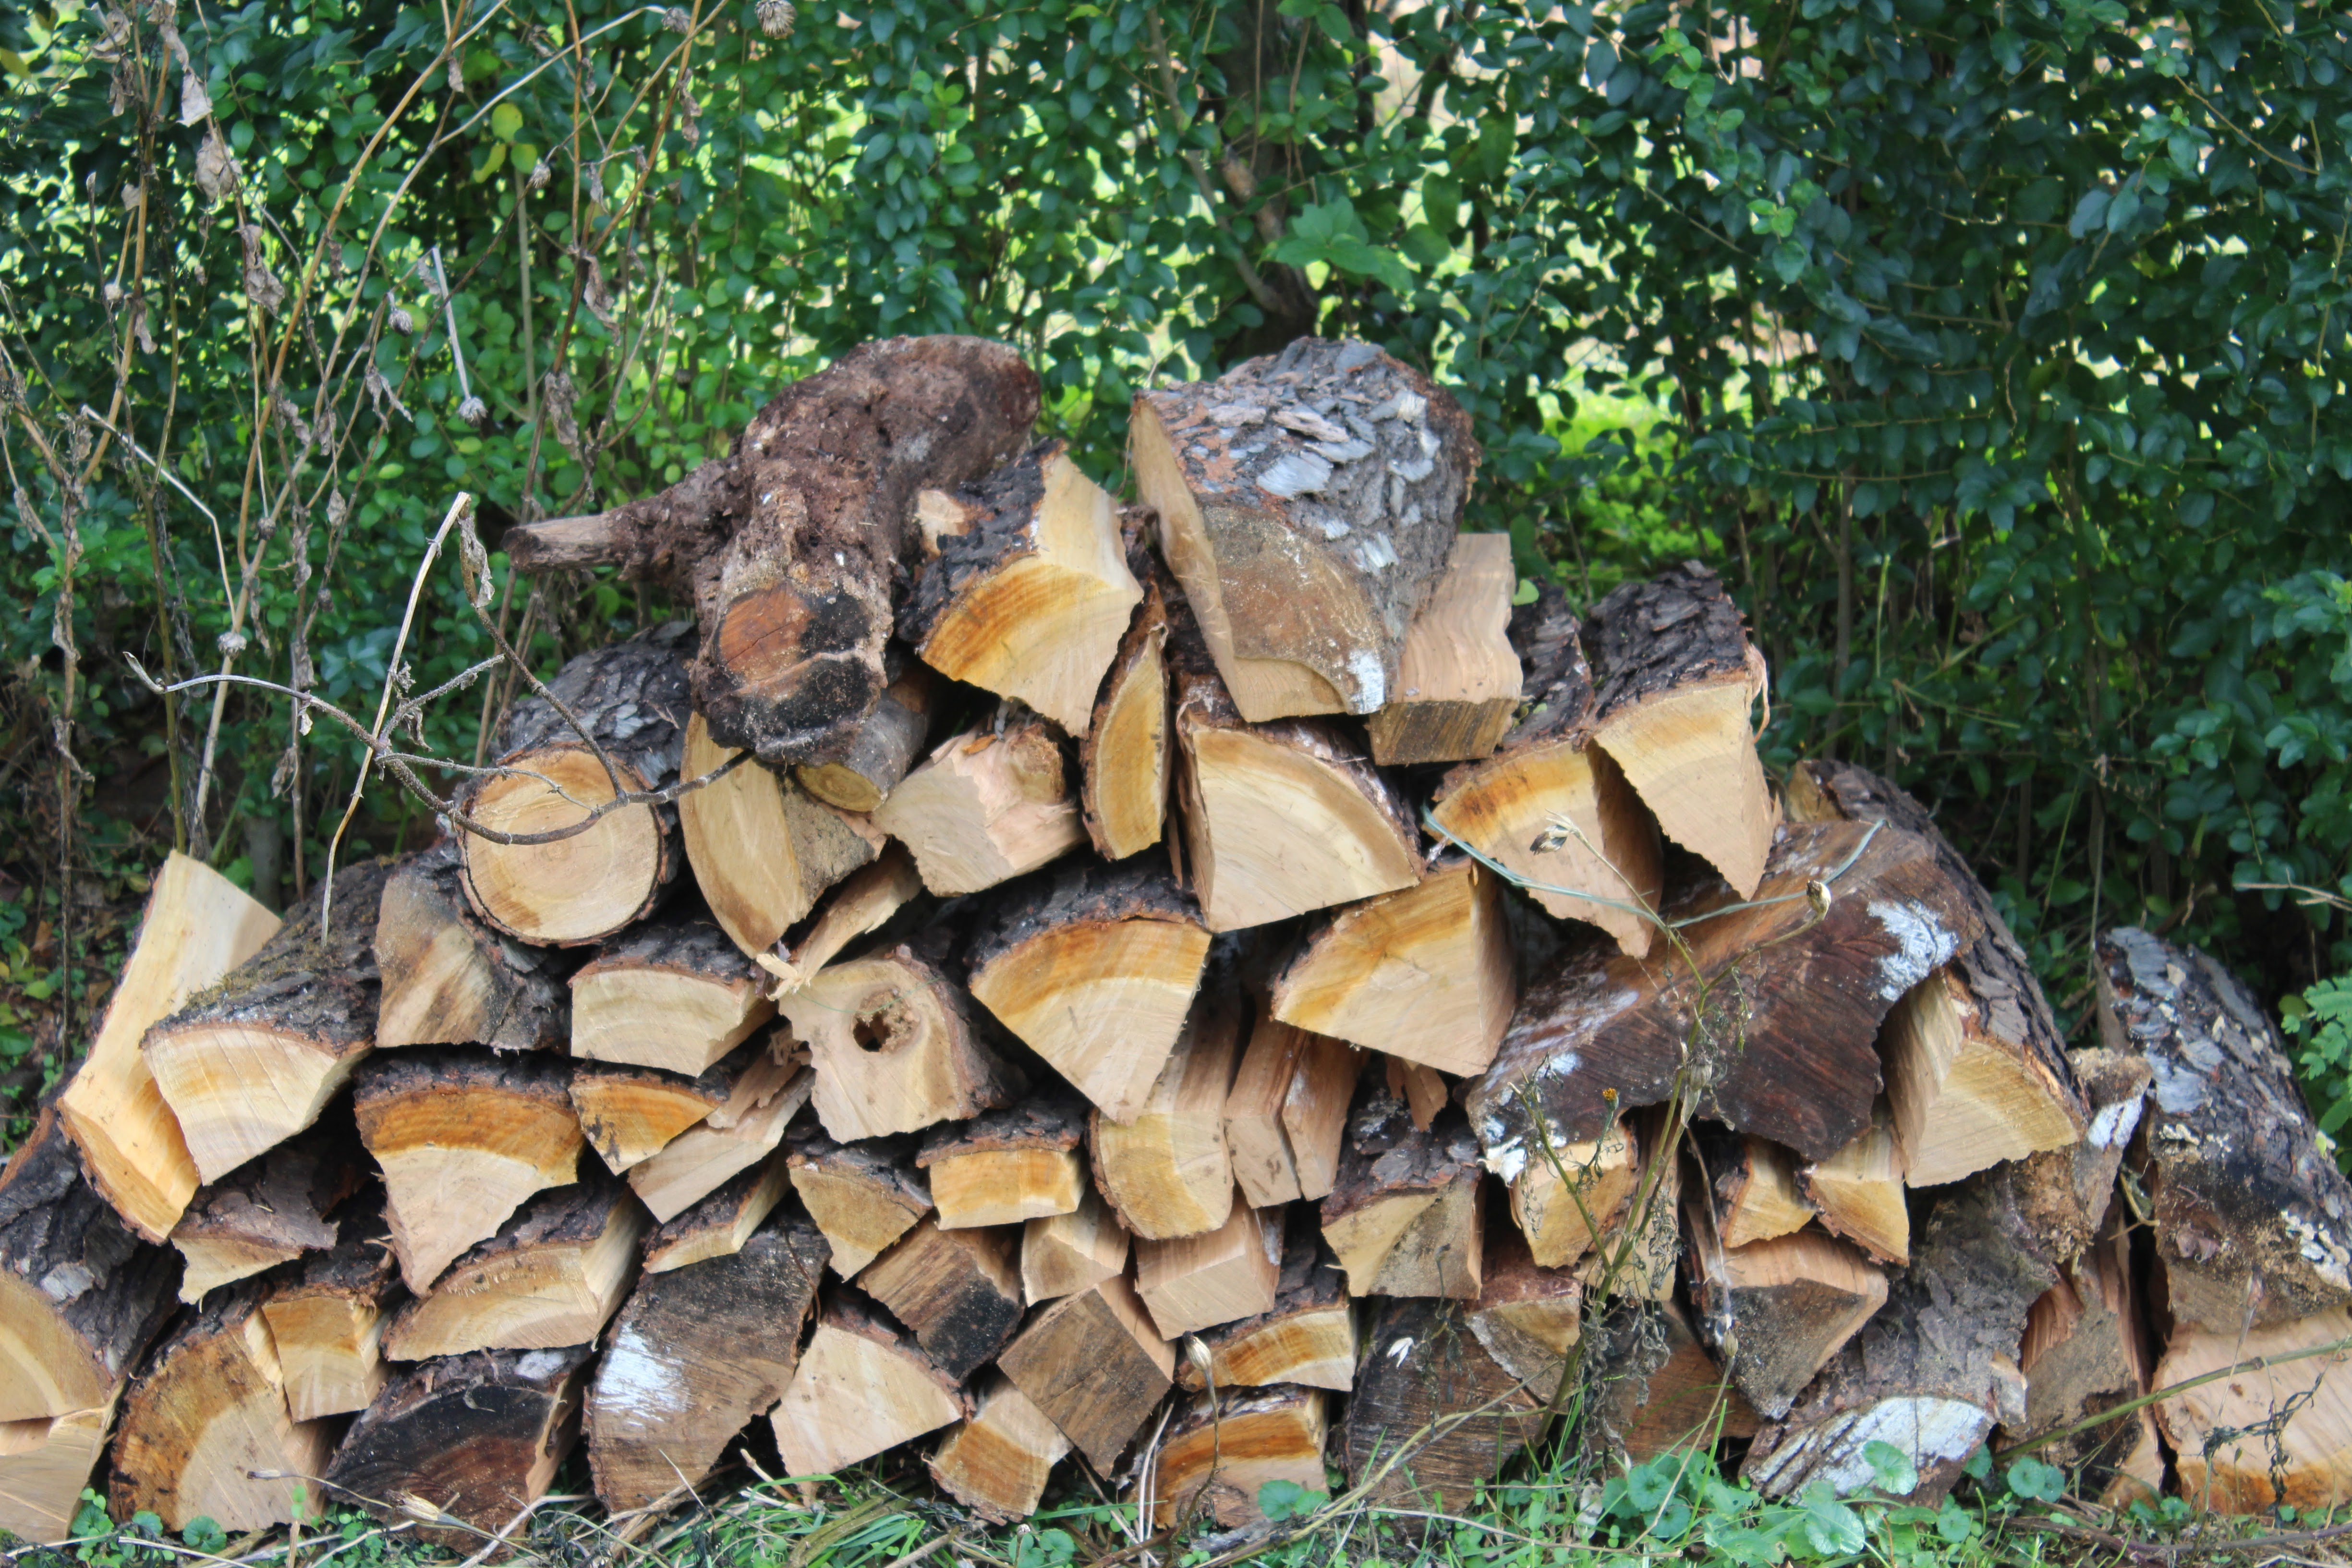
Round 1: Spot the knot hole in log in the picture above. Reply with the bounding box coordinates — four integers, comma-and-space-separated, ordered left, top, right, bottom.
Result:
855, 994, 917, 1055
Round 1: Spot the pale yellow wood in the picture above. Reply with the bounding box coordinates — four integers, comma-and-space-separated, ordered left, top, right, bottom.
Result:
1135, 1195, 1281, 1339
929, 1375, 1072, 1523
679, 713, 880, 958
0, 1395, 116, 1545
929, 1147, 1085, 1230
1225, 1011, 1310, 1208
771, 1322, 963, 1475
58, 853, 280, 1241
1281, 1029, 1361, 1203
1508, 1124, 1636, 1269
1021, 1187, 1130, 1303
382, 1197, 647, 1360
1148, 1387, 1328, 1529
781, 953, 1020, 1142
874, 726, 1086, 896
145, 1025, 368, 1184
1802, 1100, 1909, 1266
968, 914, 1210, 1123
1714, 1137, 1816, 1250
1366, 533, 1523, 765
571, 966, 775, 1076
1091, 997, 1239, 1240
1591, 671, 1776, 899
1883, 967, 2083, 1187
628, 1059, 811, 1223
111, 1308, 332, 1532
464, 747, 663, 943
2158, 1305, 2352, 1512
259, 1291, 390, 1422
1179, 725, 1419, 931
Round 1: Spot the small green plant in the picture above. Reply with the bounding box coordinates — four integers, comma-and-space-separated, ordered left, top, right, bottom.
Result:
2284, 974, 2352, 1153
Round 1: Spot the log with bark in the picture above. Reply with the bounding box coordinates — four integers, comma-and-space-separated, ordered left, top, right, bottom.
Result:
144, 858, 391, 1183
1130, 337, 1478, 722
918, 1101, 1088, 1228
1684, 1201, 1888, 1422
458, 623, 691, 946
1464, 1215, 1584, 1395
1696, 1127, 1816, 1250
373, 840, 570, 1051
860, 1218, 1027, 1380
1503, 1120, 1639, 1270
381, 1176, 648, 1361
624, 1050, 811, 1223
1176, 1213, 1355, 1393
794, 656, 937, 814
1136, 1193, 1281, 1339
0, 1390, 118, 1544
769, 1290, 970, 1475
258, 1201, 402, 1421
785, 1129, 932, 1278
1585, 1298, 1759, 1461
586, 1207, 828, 1512
572, 1045, 753, 1176
57, 850, 281, 1242
1079, 528, 1173, 860
679, 712, 880, 957
965, 861, 1212, 1122
639, 1152, 794, 1274
1365, 532, 1522, 766
1020, 1186, 1129, 1303
170, 1129, 355, 1300
872, 714, 1088, 897
571, 914, 776, 1075
1090, 989, 1240, 1240
780, 945, 1025, 1140
1345, 1296, 1545, 1513
1224, 1010, 1360, 1208
509, 339, 1039, 765
353, 1047, 582, 1292
1320, 1092, 1485, 1300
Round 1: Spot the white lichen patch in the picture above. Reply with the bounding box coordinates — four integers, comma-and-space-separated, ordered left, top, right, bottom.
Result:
1865, 899, 1962, 1001
1748, 1398, 1990, 1497
2088, 1095, 2146, 1151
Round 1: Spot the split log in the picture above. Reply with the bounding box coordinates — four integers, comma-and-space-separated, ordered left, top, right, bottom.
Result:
505, 337, 1041, 766
109, 1284, 330, 1531
966, 861, 1211, 1121
757, 843, 924, 993
781, 947, 1025, 1140
1787, 761, 2085, 1184
1388, 1057, 1450, 1132
373, 840, 570, 1051
785, 1130, 931, 1278
1696, 1128, 1815, 1250
1130, 336, 1479, 721
1346, 1296, 1544, 1511
873, 717, 1086, 896
1582, 563, 1774, 897
1365, 532, 1521, 766
1503, 1121, 1636, 1270
1176, 1214, 1355, 1393
1586, 1298, 1759, 1461
679, 712, 879, 957
1224, 1010, 1360, 1208
2011, 1208, 2163, 1506
640, 1151, 794, 1274
382, 1177, 648, 1360
769, 1291, 969, 1475
995, 1274, 1175, 1472
458, 622, 690, 946
1427, 582, 1662, 958
929, 1374, 1072, 1523
323, 1346, 589, 1547
1079, 531, 1172, 860
1466, 819, 1982, 1166
2097, 925, 2352, 1333
1136, 1193, 1281, 1339
625, 1050, 812, 1223
571, 914, 776, 1075
904, 439, 1140, 730
57, 850, 280, 1241
257, 1203, 402, 1421
1465, 1216, 1583, 1393
586, 1208, 827, 1512
794, 656, 935, 814
170, 1131, 354, 1300
0, 1391, 116, 1545
918, 1101, 1088, 1228
1743, 1168, 2057, 1501
1269, 856, 1515, 1077
1173, 658, 1421, 932
352, 1048, 582, 1292
1685, 1205, 1887, 1421
0, 1108, 180, 1422
860, 1218, 1026, 1379
1090, 989, 1239, 1240
1801, 1100, 1909, 1266
1020, 1186, 1129, 1303
2156, 1303, 2352, 1511
1151, 1386, 1328, 1529
572, 1045, 752, 1176
145, 857, 391, 1183
1320, 1093, 1484, 1299
2013, 1046, 2153, 1264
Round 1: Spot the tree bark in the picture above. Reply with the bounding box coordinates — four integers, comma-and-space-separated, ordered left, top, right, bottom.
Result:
374, 840, 571, 1051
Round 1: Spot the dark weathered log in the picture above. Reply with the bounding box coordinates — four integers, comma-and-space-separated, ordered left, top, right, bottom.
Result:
1582, 563, 1774, 897
794, 657, 936, 814
872, 715, 1087, 896
374, 840, 570, 1050
679, 711, 881, 957
382, 1176, 648, 1361
903, 439, 1141, 731
58, 850, 281, 1242
1786, 761, 2086, 1184
1090, 988, 1240, 1240
1321, 1090, 1484, 1299
780, 946, 1025, 1140
1685, 1196, 1887, 1422
965, 860, 1211, 1121
930, 1374, 1073, 1523
918, 1099, 1088, 1228
323, 1345, 590, 1548
1177, 1212, 1355, 1392
640, 1149, 793, 1274
1743, 1167, 2058, 1501
258, 1199, 402, 1421
996, 1274, 1176, 1472
770, 1289, 970, 1474
785, 1128, 932, 1278
1346, 1297, 1544, 1512
1136, 1193, 1281, 1338
1224, 1009, 1360, 1208
505, 337, 1041, 765
458, 623, 691, 946
0, 1107, 182, 1422
353, 1047, 582, 1292
1079, 525, 1173, 860
587, 1208, 827, 1512
1364, 532, 1522, 766
571, 913, 776, 1075
1270, 855, 1515, 1076
2097, 925, 2352, 1332
1466, 819, 1983, 1166
860, 1218, 1026, 1379
145, 858, 391, 1182
109, 1282, 331, 1531
1131, 337, 1479, 722
1150, 1385, 1329, 1529
1428, 581, 1662, 957
170, 1129, 356, 1300
572, 1045, 752, 1177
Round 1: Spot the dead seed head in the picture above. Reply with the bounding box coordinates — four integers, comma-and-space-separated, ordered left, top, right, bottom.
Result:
756, 0, 796, 36
459, 394, 489, 428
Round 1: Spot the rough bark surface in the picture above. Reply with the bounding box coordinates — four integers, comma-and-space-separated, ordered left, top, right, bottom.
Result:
1346, 1297, 1545, 1513
505, 338, 1042, 763
1583, 563, 1754, 722
918, 1100, 1088, 1164
2096, 925, 2352, 1332
1321, 1091, 1485, 1299
171, 1129, 355, 1297
374, 840, 571, 1050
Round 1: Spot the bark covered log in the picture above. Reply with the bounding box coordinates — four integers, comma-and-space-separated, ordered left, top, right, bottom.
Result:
374, 840, 571, 1050
679, 711, 881, 957
170, 1129, 357, 1300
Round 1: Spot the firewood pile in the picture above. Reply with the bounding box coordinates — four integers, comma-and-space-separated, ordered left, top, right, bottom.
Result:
5, 334, 2348, 1548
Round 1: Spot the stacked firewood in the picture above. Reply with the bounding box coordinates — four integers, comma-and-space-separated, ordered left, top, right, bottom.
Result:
5, 334, 2349, 1548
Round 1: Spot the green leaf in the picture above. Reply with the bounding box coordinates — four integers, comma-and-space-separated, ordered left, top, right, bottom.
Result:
1257, 1479, 1325, 1521
2005, 1455, 2067, 1504
1799, 1483, 1866, 1556
1862, 1439, 1917, 1495
490, 102, 523, 142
